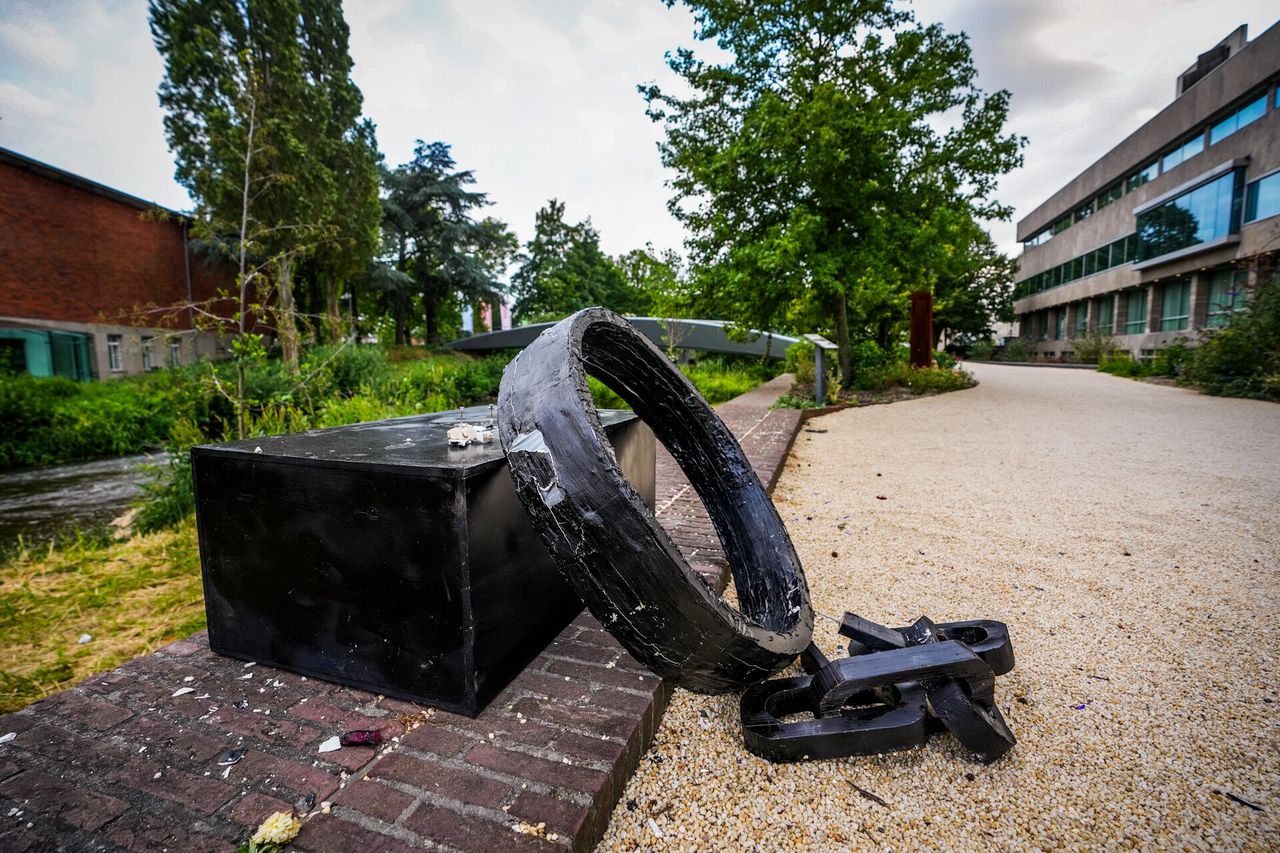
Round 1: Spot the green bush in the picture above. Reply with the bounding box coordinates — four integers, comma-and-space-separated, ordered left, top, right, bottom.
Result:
966, 340, 995, 361
933, 351, 958, 370
998, 337, 1033, 362
1184, 274, 1280, 400
1069, 331, 1122, 365
785, 339, 816, 384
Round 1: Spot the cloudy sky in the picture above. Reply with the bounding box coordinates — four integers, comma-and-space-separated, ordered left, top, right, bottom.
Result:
1, 0, 1277, 264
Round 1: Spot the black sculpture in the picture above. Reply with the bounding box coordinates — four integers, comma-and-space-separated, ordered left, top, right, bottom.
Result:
497, 308, 814, 692
496, 308, 1017, 762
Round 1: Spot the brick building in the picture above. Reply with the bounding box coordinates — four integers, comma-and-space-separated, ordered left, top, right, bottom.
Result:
1013, 22, 1280, 358
0, 147, 233, 380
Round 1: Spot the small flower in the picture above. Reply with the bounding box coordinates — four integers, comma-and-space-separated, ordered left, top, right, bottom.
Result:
251, 811, 301, 846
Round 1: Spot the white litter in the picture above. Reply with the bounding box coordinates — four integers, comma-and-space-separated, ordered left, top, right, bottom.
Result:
171, 687, 195, 698
318, 736, 341, 753
77, 634, 92, 644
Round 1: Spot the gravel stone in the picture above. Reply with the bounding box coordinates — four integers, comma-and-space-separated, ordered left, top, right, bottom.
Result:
598, 363, 1279, 850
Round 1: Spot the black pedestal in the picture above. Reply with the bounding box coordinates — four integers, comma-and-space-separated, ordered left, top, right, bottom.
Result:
192, 406, 655, 717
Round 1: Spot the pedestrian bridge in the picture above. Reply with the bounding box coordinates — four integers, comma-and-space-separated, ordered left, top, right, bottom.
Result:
447, 317, 797, 360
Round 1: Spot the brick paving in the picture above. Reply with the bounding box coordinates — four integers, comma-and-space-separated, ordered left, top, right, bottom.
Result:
0, 375, 800, 853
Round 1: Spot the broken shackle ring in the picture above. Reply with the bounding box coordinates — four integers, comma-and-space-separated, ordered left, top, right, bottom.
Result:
741, 675, 928, 762
497, 308, 814, 692
844, 617, 1016, 676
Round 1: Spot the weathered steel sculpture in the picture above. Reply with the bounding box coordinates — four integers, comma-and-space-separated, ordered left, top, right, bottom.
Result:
497, 308, 814, 692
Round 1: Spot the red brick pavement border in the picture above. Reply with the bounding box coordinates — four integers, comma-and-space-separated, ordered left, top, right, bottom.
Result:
0, 374, 801, 852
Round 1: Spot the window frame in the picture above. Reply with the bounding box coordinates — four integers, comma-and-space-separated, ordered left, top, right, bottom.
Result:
106, 334, 123, 372
1123, 290, 1147, 335
1159, 280, 1190, 331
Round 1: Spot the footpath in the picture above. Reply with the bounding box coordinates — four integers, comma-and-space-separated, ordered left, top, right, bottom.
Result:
0, 374, 801, 853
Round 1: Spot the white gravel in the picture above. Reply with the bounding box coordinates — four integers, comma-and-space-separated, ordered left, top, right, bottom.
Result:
600, 363, 1280, 851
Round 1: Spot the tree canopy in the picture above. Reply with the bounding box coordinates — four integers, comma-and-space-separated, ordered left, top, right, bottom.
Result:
643, 0, 1024, 383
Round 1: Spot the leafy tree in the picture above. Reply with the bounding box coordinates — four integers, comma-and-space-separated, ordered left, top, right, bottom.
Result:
928, 215, 1018, 347
511, 200, 641, 321
150, 0, 378, 372
643, 0, 1024, 386
381, 141, 513, 345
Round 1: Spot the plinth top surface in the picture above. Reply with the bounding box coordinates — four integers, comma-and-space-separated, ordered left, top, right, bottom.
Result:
195, 405, 636, 476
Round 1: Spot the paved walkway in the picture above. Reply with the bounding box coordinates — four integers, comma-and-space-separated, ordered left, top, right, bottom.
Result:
0, 376, 801, 853
599, 363, 1280, 849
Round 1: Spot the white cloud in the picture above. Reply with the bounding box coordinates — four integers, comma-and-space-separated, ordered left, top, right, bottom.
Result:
0, 15, 80, 75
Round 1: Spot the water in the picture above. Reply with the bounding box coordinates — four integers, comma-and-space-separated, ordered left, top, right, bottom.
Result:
0, 454, 162, 549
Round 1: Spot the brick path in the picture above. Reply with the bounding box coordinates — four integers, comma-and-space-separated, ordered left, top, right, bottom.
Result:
0, 375, 800, 853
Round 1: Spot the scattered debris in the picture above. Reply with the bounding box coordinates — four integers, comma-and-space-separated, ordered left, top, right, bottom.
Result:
646, 817, 665, 839
77, 634, 92, 644
217, 748, 246, 766
171, 687, 195, 698
1215, 790, 1264, 812
317, 736, 342, 753
339, 729, 383, 748
849, 782, 890, 808
875, 495, 888, 500
0, 733, 15, 745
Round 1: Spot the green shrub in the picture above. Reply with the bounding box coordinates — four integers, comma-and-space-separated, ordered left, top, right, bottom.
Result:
967, 340, 995, 361
1149, 340, 1192, 378
1070, 331, 1122, 365
1184, 274, 1280, 400
998, 337, 1033, 362
1097, 353, 1148, 378
785, 339, 816, 384
933, 351, 958, 370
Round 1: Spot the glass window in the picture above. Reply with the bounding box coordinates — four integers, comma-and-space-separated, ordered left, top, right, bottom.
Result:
1137, 170, 1243, 261
107, 334, 122, 372
1096, 182, 1123, 209
1052, 215, 1072, 235
1054, 310, 1065, 340
1083, 252, 1097, 276
1024, 228, 1053, 249
1206, 269, 1249, 327
141, 337, 154, 371
1124, 233, 1138, 262
1245, 172, 1280, 222
1074, 304, 1088, 336
169, 338, 181, 366
1209, 95, 1267, 145
1161, 133, 1205, 173
1159, 280, 1190, 331
1074, 201, 1094, 223
1127, 162, 1158, 192
1124, 290, 1147, 334
1096, 298, 1114, 334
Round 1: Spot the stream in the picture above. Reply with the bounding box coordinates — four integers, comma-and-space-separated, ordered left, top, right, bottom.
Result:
0, 454, 162, 549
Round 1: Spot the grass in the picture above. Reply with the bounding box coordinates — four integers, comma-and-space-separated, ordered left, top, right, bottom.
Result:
0, 519, 204, 712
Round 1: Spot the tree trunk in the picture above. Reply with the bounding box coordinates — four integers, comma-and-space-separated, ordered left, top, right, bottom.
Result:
349, 279, 359, 344
876, 318, 891, 350
393, 290, 408, 346
277, 255, 300, 376
834, 291, 852, 389
323, 272, 342, 343
425, 298, 439, 347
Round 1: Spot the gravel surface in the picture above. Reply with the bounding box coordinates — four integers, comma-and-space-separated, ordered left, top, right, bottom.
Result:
600, 363, 1279, 851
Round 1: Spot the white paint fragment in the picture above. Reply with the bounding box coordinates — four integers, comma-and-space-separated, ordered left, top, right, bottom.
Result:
77, 634, 92, 644
0, 733, 15, 744
171, 687, 196, 698
647, 817, 664, 839
318, 736, 341, 753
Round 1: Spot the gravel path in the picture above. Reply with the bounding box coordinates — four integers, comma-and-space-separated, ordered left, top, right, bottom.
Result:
600, 363, 1279, 851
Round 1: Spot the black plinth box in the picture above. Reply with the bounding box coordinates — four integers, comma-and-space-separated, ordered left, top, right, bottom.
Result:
192, 407, 655, 717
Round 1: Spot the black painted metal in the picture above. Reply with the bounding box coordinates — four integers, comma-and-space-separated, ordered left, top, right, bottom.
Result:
192, 406, 654, 717
810, 641, 996, 718
847, 619, 1015, 676
741, 676, 928, 762
497, 308, 813, 693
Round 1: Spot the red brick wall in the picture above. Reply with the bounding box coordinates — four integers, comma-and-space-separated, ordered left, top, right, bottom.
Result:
0, 160, 232, 330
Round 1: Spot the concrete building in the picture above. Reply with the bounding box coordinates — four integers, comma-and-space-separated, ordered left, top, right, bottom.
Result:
0, 147, 233, 380
1013, 22, 1280, 359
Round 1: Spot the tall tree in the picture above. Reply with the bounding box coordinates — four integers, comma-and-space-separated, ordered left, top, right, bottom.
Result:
381, 141, 511, 345
643, 0, 1024, 385
511, 200, 640, 322
150, 0, 377, 371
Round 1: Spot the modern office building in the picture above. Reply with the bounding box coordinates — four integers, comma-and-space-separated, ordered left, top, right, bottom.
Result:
0, 147, 233, 380
1013, 22, 1280, 358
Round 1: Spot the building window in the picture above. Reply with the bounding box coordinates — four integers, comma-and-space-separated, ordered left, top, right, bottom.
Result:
1136, 169, 1243, 262
1126, 162, 1158, 192
1159, 280, 1190, 331
1051, 214, 1072, 235
141, 337, 154, 371
1074, 200, 1094, 223
1074, 304, 1088, 337
1096, 182, 1123, 209
169, 338, 181, 366
107, 334, 123, 372
1054, 310, 1065, 340
1096, 298, 1114, 334
1209, 94, 1267, 145
1160, 132, 1205, 173
1023, 227, 1052, 249
1245, 171, 1280, 223
1206, 269, 1248, 327
1124, 290, 1147, 335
